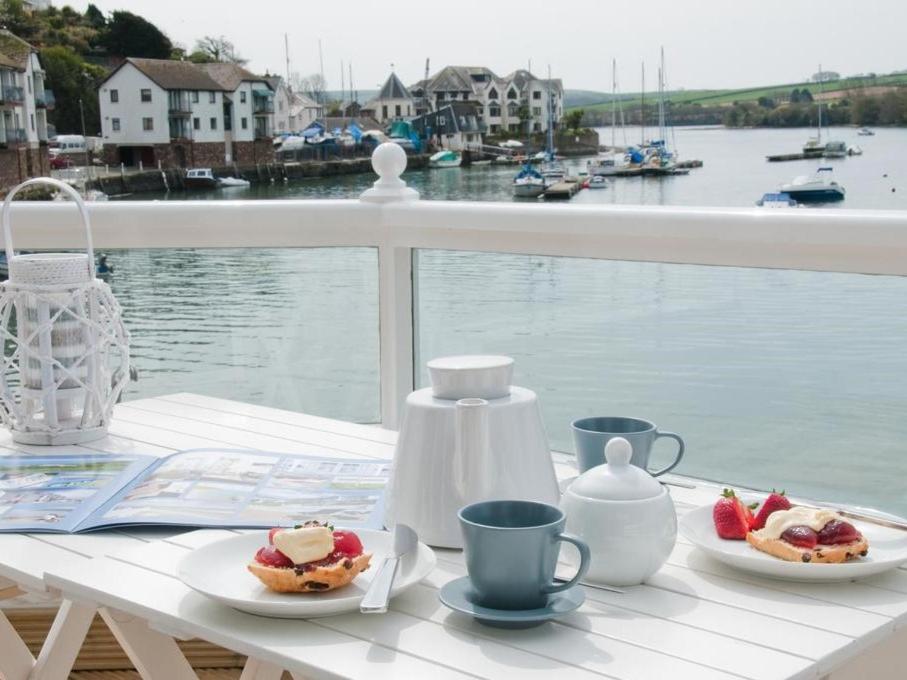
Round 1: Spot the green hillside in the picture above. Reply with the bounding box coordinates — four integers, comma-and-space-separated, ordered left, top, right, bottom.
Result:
567, 72, 907, 113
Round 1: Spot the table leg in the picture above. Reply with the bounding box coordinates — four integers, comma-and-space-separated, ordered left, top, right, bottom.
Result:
99, 607, 199, 680
240, 657, 285, 680
29, 598, 96, 680
0, 607, 34, 680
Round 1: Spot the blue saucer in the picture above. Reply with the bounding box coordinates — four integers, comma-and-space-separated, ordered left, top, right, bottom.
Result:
438, 576, 585, 629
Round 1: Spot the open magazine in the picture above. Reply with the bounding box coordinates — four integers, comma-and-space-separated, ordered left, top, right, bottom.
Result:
0, 449, 390, 533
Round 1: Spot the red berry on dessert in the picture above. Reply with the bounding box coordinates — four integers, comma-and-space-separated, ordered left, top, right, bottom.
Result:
255, 545, 293, 568
712, 489, 751, 540
751, 491, 792, 530
780, 525, 818, 549
332, 530, 364, 558
268, 527, 284, 545
817, 520, 862, 545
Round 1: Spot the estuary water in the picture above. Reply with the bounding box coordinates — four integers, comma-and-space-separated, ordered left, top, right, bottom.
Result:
111, 125, 907, 516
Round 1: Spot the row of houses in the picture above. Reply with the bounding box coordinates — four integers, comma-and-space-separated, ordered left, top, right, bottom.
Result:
97, 58, 323, 168
360, 66, 564, 150
0, 29, 54, 189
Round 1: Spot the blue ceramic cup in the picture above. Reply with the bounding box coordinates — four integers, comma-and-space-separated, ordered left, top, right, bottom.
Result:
458, 500, 591, 610
572, 416, 685, 476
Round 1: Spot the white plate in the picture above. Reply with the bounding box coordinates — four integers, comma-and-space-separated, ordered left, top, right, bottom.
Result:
178, 530, 436, 618
680, 504, 907, 582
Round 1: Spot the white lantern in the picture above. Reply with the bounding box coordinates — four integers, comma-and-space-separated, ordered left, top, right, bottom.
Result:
0, 178, 130, 444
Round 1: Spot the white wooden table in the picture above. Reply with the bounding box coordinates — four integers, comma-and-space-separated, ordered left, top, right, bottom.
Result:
1, 393, 906, 680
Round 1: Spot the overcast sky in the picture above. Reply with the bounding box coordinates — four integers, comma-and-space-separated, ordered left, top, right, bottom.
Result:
67, 0, 906, 93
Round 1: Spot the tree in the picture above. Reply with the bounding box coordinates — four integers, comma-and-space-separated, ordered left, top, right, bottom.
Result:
0, 0, 39, 40
101, 11, 172, 59
799, 88, 813, 102
562, 109, 584, 133
193, 35, 246, 65
292, 72, 327, 104
84, 3, 106, 28
41, 45, 105, 134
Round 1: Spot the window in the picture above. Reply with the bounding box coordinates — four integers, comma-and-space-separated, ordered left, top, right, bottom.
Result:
193, 117, 200, 130
532, 107, 542, 116
489, 87, 498, 99
142, 117, 153, 130
438, 115, 446, 126
382, 105, 388, 120
112, 118, 121, 131
110, 89, 119, 103
27, 76, 31, 94
209, 91, 216, 104
29, 113, 34, 130
507, 88, 517, 100
240, 91, 247, 103
141, 89, 152, 102
210, 117, 217, 130
395, 104, 401, 117
489, 106, 500, 117
407, 105, 411, 116
462, 93, 468, 101
192, 91, 199, 103
241, 117, 248, 129
533, 91, 541, 100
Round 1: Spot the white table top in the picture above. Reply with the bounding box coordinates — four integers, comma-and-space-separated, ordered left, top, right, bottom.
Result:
2, 393, 907, 680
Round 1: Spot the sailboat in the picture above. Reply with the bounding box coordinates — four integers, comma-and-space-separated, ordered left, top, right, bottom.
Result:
640, 47, 678, 176
539, 65, 567, 184
588, 59, 628, 177
512, 161, 546, 198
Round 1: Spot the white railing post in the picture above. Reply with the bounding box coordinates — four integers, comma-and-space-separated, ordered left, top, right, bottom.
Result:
361, 143, 419, 429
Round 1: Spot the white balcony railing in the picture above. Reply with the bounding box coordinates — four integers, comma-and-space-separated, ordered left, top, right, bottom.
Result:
6, 144, 907, 428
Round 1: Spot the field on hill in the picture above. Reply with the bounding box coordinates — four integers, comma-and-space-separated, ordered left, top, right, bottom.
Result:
566, 72, 907, 113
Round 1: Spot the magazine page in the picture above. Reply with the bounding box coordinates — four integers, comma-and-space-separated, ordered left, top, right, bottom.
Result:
0, 454, 158, 533
80, 449, 391, 531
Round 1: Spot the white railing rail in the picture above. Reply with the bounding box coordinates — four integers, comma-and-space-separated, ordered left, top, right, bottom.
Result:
5, 143, 907, 426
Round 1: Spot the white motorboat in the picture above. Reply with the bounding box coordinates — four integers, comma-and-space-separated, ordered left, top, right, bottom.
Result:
587, 175, 608, 189
857, 127, 875, 136
823, 141, 847, 158
540, 161, 567, 185
587, 155, 624, 176
756, 192, 798, 208
218, 176, 251, 188
779, 167, 845, 202
185, 168, 219, 189
429, 150, 462, 168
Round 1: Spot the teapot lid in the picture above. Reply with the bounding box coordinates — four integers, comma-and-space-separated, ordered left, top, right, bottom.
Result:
568, 438, 663, 501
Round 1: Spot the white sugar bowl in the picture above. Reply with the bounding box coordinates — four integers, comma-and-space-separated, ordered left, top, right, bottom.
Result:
561, 437, 677, 586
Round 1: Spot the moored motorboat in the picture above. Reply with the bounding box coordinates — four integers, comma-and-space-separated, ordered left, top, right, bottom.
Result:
587, 175, 608, 189
857, 127, 875, 136
756, 192, 798, 207
847, 145, 863, 156
185, 168, 219, 189
779, 167, 845, 202
823, 141, 847, 158
218, 176, 251, 188
429, 150, 462, 168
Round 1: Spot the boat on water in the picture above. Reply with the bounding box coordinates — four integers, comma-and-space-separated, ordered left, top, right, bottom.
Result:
847, 145, 863, 156
429, 150, 462, 168
185, 168, 219, 189
857, 127, 875, 136
823, 140, 847, 159
512, 163, 546, 198
587, 175, 608, 189
780, 167, 845, 202
587, 155, 625, 177
219, 176, 251, 188
756, 192, 798, 208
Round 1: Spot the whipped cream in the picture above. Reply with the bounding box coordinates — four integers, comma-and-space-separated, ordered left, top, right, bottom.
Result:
272, 526, 333, 564
753, 506, 842, 540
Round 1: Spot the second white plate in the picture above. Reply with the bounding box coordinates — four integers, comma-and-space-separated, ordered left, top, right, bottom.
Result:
179, 529, 436, 618
680, 504, 907, 582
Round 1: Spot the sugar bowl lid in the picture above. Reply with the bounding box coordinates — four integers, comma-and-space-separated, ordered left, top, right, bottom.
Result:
568, 437, 663, 501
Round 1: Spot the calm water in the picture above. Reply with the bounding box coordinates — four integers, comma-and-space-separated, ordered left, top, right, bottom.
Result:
112, 126, 907, 515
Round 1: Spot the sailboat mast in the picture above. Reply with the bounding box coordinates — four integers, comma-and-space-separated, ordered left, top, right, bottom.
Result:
817, 63, 823, 144
546, 64, 554, 159
611, 58, 616, 148
284, 34, 290, 84
640, 62, 645, 146
658, 47, 666, 142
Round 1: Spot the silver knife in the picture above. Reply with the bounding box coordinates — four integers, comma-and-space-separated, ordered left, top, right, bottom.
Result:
360, 523, 418, 614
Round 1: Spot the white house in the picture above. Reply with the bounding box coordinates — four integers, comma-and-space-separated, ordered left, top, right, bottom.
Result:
265, 76, 292, 134
98, 58, 275, 168
410, 66, 563, 136
288, 91, 320, 131
364, 72, 414, 124
0, 29, 52, 189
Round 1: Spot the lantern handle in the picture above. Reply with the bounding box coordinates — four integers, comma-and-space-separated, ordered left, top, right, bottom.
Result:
2, 177, 95, 278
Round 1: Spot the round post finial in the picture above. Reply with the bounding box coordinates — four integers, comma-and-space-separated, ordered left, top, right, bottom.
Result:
360, 143, 419, 203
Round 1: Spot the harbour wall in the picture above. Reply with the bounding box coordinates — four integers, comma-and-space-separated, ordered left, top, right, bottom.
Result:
87, 154, 431, 196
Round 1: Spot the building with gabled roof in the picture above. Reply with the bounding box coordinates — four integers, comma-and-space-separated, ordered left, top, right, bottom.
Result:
363, 72, 414, 124
0, 29, 52, 192
98, 57, 275, 168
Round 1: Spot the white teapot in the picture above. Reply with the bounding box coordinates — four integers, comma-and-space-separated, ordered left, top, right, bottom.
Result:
561, 437, 677, 586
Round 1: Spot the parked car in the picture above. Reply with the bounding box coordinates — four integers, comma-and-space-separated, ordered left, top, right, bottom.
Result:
50, 153, 75, 169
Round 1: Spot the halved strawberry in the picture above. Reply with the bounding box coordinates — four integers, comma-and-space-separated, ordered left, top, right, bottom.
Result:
752, 490, 792, 530
713, 488, 751, 540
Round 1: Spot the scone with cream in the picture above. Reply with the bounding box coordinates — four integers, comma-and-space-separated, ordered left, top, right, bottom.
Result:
248, 522, 372, 593
746, 506, 869, 563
